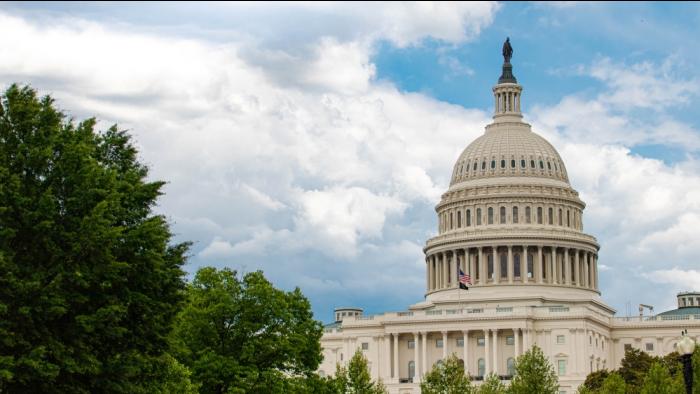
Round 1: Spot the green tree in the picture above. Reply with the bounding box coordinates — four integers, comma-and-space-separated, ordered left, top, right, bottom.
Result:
619, 347, 657, 392
478, 373, 505, 394
598, 371, 626, 394
639, 362, 684, 394
170, 267, 323, 393
0, 84, 188, 393
420, 354, 474, 394
508, 345, 559, 394
581, 369, 609, 392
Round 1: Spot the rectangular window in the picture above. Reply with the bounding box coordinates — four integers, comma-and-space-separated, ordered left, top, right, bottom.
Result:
477, 337, 485, 347
408, 340, 415, 349
557, 335, 565, 344
558, 360, 566, 376
457, 338, 464, 347
646, 343, 654, 351
506, 336, 514, 345
436, 339, 443, 348
361, 342, 369, 350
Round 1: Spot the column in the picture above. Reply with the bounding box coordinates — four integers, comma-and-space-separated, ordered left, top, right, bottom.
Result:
537, 246, 544, 283
479, 247, 486, 285
413, 332, 420, 381
393, 334, 399, 381
507, 246, 514, 283
437, 331, 445, 360
463, 330, 469, 375
494, 246, 500, 284
421, 332, 428, 378
514, 328, 520, 358
521, 245, 528, 281
492, 329, 499, 376
484, 329, 490, 375
574, 250, 580, 286
564, 248, 571, 285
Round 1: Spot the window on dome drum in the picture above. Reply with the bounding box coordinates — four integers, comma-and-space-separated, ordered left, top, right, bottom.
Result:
488, 207, 493, 224
501, 159, 506, 168
558, 209, 563, 225
525, 206, 531, 223
537, 207, 543, 224
477, 208, 482, 225
511, 159, 516, 168
436, 339, 443, 348
513, 206, 518, 223
478, 359, 485, 377
514, 254, 521, 278
558, 360, 567, 376
457, 211, 461, 228
548, 208, 553, 224
500, 206, 506, 224
491, 160, 496, 169
500, 254, 507, 278
527, 254, 533, 277
467, 209, 472, 226
507, 358, 515, 376
362, 342, 369, 350
408, 361, 415, 379
457, 338, 464, 347
530, 159, 535, 168
521, 159, 526, 168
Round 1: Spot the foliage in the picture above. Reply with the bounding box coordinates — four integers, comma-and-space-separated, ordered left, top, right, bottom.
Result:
170, 266, 324, 393
598, 371, 626, 394
639, 362, 684, 394
619, 347, 657, 392
581, 369, 609, 391
508, 345, 559, 394
0, 84, 188, 392
420, 353, 474, 394
477, 373, 505, 394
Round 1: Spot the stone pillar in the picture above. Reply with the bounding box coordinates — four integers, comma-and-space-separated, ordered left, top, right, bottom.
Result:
537, 246, 544, 283
413, 332, 420, 381
494, 246, 500, 284
484, 329, 490, 375
514, 328, 520, 358
479, 247, 486, 285
393, 333, 399, 381
492, 329, 499, 375
521, 245, 528, 281
463, 330, 469, 375
564, 248, 571, 285
507, 246, 514, 283
421, 332, 427, 378
442, 331, 448, 359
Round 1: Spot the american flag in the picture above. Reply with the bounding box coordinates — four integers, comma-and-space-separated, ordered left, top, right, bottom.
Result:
459, 269, 472, 286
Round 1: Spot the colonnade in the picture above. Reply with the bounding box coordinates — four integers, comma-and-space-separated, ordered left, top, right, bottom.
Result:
426, 245, 598, 292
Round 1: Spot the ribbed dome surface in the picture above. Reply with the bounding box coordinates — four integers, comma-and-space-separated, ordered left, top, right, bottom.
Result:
450, 126, 569, 185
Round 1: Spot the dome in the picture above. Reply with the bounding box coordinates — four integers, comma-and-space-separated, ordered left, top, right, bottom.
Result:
450, 124, 569, 187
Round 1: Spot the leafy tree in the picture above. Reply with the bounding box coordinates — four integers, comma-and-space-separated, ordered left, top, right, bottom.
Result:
581, 369, 609, 391
508, 345, 559, 394
639, 362, 684, 394
420, 353, 474, 394
598, 371, 626, 394
477, 373, 505, 394
619, 347, 657, 392
0, 84, 188, 393
170, 267, 323, 393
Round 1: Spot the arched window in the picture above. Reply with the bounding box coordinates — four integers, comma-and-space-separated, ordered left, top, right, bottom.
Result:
514, 253, 521, 278
527, 253, 533, 278
408, 361, 415, 379
525, 206, 531, 223
511, 159, 516, 168
521, 159, 526, 168
501, 159, 506, 168
537, 207, 543, 224
488, 254, 494, 279
491, 160, 496, 169
488, 207, 494, 224
548, 207, 553, 225
477, 208, 482, 225
500, 206, 506, 224
507, 358, 515, 376
457, 211, 462, 228
558, 209, 563, 226
478, 358, 486, 377
513, 206, 519, 223
467, 209, 472, 226
500, 253, 507, 278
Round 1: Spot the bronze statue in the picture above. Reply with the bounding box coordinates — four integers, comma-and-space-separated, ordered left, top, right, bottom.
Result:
502, 37, 513, 63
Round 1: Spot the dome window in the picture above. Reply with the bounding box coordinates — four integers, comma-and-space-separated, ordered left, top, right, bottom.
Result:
521, 159, 526, 168
511, 159, 516, 168
491, 160, 496, 169
501, 159, 506, 168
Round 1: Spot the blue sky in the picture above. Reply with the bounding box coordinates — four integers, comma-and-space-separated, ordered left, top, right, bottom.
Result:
2, 2, 700, 323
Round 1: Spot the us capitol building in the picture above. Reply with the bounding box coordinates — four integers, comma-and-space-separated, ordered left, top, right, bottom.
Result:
318, 43, 700, 393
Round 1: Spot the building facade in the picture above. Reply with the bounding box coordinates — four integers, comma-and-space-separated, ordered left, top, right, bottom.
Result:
318, 49, 700, 394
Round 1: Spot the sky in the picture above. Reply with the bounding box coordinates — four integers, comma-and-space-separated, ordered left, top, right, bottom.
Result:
2, 2, 700, 323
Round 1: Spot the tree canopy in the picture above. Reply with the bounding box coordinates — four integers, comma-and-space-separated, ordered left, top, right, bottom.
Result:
0, 84, 188, 393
